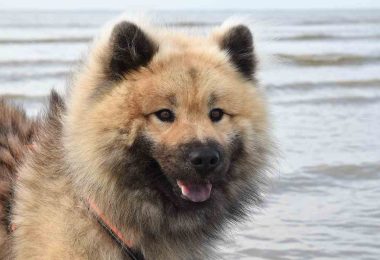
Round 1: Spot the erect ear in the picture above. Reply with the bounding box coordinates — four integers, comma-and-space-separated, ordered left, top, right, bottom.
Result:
216, 24, 256, 80
107, 21, 158, 80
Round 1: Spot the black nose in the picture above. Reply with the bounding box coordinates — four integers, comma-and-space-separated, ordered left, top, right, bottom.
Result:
189, 147, 220, 173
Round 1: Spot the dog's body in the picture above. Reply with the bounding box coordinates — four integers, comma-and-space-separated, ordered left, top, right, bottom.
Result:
0, 19, 272, 259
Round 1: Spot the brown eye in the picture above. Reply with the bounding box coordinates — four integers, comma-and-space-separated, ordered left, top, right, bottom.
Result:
209, 108, 224, 122
155, 109, 175, 122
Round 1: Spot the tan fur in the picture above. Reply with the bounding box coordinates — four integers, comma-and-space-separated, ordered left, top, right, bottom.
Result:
0, 18, 273, 259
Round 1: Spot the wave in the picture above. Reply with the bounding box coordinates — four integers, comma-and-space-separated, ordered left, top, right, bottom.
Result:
0, 23, 97, 29
274, 95, 380, 106
294, 18, 380, 26
0, 21, 216, 29
276, 54, 380, 66
0, 94, 47, 102
266, 79, 380, 90
303, 163, 380, 181
277, 34, 380, 41
0, 59, 78, 67
1, 71, 69, 82
0, 37, 91, 44
164, 21, 218, 27
280, 162, 380, 192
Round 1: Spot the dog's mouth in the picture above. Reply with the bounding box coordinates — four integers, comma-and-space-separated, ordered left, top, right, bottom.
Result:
176, 180, 212, 203
146, 158, 216, 206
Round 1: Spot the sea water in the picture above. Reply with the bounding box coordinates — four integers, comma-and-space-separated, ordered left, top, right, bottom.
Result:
1, 9, 379, 260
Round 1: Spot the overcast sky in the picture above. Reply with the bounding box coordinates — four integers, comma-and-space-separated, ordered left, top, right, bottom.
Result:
1, 0, 380, 10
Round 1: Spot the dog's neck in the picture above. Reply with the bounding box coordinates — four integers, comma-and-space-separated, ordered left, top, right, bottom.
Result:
85, 198, 144, 260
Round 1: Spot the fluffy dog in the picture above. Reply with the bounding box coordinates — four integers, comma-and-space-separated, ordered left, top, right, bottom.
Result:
0, 18, 272, 259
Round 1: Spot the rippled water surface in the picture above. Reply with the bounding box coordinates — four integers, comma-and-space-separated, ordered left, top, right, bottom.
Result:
0, 9, 379, 259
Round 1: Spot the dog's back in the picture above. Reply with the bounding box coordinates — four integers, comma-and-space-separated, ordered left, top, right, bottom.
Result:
0, 92, 65, 258
0, 100, 36, 251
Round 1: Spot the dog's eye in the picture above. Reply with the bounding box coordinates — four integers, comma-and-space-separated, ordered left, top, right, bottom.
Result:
209, 108, 224, 122
155, 109, 175, 122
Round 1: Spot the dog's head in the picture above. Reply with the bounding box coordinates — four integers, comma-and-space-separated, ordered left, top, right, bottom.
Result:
65, 20, 271, 232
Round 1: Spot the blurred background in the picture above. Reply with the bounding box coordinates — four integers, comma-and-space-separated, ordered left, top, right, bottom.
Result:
1, 0, 379, 259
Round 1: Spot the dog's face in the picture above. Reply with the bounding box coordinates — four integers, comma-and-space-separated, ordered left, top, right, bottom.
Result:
131, 55, 266, 207
66, 21, 270, 226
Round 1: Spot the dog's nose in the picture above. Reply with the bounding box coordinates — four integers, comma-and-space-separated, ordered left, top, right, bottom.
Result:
189, 147, 220, 173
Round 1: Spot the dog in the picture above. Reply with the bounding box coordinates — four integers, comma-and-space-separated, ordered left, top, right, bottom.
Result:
0, 18, 272, 259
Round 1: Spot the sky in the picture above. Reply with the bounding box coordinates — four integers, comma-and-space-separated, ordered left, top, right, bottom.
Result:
1, 0, 380, 10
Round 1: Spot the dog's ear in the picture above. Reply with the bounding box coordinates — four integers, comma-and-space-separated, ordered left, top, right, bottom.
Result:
215, 24, 256, 80
107, 21, 158, 80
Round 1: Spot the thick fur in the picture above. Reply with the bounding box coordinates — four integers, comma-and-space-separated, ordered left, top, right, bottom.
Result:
0, 19, 272, 259
0, 100, 36, 254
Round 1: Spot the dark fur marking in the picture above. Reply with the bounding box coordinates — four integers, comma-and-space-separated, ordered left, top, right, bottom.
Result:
90, 22, 159, 102
188, 67, 198, 82
89, 80, 117, 102
208, 93, 217, 108
229, 134, 245, 162
220, 25, 256, 80
108, 22, 158, 81
48, 90, 66, 116
167, 95, 177, 106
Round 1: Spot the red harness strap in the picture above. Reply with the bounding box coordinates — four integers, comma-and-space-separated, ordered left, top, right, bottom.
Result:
86, 198, 133, 247
86, 198, 144, 260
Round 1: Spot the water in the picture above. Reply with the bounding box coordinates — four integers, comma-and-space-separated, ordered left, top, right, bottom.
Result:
1, 9, 379, 259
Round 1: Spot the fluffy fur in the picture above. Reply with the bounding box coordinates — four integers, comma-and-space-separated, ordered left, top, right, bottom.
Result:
0, 18, 272, 259
0, 100, 36, 255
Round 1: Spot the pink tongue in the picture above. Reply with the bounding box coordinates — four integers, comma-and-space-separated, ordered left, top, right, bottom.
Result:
177, 180, 212, 202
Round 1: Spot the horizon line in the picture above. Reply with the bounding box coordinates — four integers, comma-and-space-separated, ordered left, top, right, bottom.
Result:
1, 7, 380, 12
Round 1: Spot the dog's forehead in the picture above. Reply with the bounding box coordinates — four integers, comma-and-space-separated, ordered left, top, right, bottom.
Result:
137, 73, 236, 110
141, 56, 239, 94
